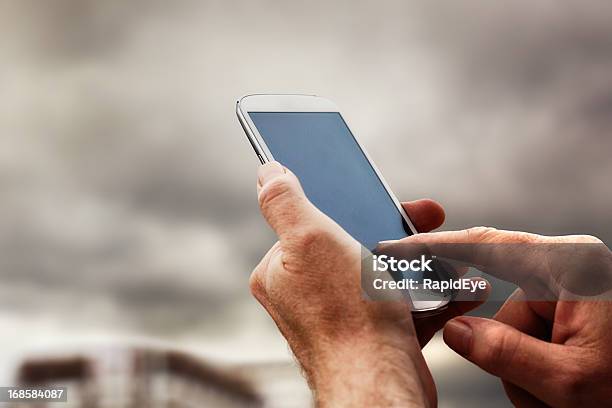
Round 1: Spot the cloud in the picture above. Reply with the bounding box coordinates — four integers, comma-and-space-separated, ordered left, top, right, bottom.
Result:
0, 0, 609, 358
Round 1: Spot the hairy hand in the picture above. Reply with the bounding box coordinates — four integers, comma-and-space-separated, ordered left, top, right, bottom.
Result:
251, 162, 437, 407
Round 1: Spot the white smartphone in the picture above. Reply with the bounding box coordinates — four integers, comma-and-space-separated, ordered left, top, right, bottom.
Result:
237, 94, 450, 313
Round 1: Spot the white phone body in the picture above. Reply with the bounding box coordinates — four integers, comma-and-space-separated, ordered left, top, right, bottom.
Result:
237, 94, 450, 314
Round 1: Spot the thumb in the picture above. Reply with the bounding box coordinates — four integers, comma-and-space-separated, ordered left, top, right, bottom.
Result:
257, 162, 325, 239
443, 316, 569, 407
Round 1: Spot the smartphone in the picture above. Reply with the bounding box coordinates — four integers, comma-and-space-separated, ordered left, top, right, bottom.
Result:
237, 94, 450, 313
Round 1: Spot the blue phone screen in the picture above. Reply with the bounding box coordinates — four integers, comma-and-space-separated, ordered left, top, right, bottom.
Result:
249, 112, 412, 250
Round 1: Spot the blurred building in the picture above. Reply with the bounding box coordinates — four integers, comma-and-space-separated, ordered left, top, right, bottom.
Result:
13, 348, 262, 408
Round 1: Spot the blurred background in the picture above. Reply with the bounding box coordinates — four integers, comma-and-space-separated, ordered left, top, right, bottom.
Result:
0, 0, 611, 406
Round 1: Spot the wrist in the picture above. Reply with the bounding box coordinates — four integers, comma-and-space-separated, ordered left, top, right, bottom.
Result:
304, 332, 429, 407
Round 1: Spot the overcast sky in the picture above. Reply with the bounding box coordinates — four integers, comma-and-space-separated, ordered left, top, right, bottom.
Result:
0, 0, 610, 403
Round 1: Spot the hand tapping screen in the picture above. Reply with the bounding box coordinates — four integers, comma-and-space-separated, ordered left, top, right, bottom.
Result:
249, 112, 412, 250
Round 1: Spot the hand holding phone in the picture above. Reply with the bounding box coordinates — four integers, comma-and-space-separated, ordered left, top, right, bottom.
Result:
251, 161, 438, 406
237, 94, 451, 312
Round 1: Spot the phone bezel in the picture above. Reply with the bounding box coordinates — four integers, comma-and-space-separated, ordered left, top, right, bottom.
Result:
236, 94, 451, 313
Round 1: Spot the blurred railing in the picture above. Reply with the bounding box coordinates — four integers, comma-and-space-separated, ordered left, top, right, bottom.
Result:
11, 348, 262, 408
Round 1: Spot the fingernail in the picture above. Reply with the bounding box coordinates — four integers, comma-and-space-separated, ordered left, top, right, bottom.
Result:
444, 319, 473, 356
258, 162, 285, 186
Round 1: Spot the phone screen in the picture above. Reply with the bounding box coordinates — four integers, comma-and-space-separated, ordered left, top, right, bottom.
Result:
249, 112, 412, 250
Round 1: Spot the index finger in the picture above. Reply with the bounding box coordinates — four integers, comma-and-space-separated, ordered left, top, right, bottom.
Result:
385, 227, 553, 291
392, 228, 612, 300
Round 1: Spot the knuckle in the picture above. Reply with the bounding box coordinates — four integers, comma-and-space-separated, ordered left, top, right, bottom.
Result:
281, 226, 336, 273
466, 227, 498, 241
576, 234, 604, 244
290, 226, 331, 250
483, 327, 520, 370
248, 269, 266, 300
508, 231, 542, 244
258, 175, 295, 210
466, 227, 545, 244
